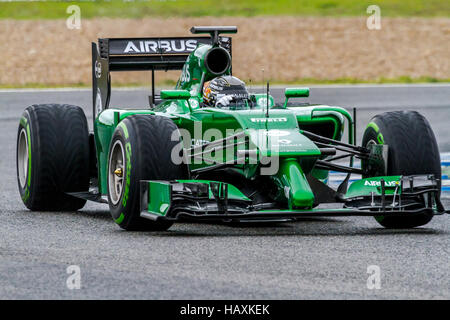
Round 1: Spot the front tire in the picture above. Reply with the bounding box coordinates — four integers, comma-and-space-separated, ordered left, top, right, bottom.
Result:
362, 111, 441, 228
107, 115, 187, 231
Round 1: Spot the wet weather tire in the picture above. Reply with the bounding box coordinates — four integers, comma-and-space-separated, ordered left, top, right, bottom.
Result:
362, 111, 441, 228
16, 104, 90, 211
107, 115, 187, 231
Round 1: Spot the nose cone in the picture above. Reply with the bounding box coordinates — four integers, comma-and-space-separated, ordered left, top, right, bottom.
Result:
277, 159, 314, 209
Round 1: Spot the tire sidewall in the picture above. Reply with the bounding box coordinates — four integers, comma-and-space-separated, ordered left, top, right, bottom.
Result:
16, 110, 34, 207
362, 119, 403, 177
107, 121, 135, 227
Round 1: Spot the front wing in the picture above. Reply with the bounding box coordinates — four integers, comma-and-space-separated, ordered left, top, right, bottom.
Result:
139, 175, 447, 222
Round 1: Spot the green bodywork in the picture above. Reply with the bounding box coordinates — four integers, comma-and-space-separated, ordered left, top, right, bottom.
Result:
146, 179, 252, 216
345, 176, 402, 198
143, 176, 404, 217
146, 181, 172, 216
93, 39, 382, 212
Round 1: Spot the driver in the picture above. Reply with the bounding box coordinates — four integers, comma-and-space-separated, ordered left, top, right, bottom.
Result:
202, 75, 250, 108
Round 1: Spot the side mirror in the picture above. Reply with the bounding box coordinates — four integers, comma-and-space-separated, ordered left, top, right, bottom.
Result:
160, 90, 191, 100
285, 88, 309, 98
283, 88, 310, 108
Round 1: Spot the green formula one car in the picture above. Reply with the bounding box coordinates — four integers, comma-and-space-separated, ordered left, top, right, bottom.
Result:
16, 26, 448, 231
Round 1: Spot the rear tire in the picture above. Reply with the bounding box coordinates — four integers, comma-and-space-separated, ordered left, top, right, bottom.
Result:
362, 111, 440, 228
107, 115, 188, 231
16, 104, 90, 211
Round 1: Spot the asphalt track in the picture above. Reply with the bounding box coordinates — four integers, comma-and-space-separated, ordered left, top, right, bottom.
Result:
0, 84, 449, 299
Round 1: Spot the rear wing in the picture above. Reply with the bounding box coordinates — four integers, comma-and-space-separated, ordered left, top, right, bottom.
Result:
92, 36, 232, 116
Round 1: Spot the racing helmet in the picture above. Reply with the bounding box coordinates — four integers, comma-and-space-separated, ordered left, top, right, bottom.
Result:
203, 76, 249, 108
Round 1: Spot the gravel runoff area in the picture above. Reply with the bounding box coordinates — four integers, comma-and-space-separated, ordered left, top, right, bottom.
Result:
0, 16, 449, 86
